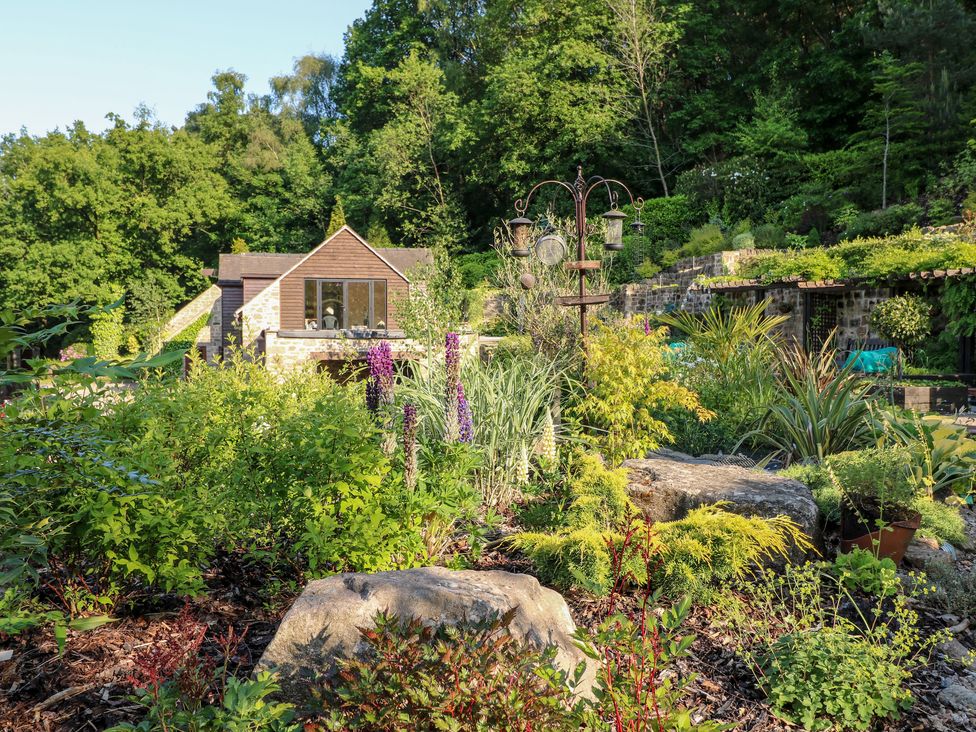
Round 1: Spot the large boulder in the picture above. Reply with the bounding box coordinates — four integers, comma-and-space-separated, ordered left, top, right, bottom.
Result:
257, 566, 595, 700
624, 449, 822, 549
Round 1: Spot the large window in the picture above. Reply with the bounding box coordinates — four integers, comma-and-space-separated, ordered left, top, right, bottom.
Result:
304, 279, 388, 331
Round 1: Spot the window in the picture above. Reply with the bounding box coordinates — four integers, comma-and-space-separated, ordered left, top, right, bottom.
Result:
304, 279, 388, 331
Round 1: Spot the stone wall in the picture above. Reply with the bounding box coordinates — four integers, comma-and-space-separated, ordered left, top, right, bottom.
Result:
263, 332, 425, 373
614, 250, 763, 316
835, 287, 893, 346
162, 285, 220, 342
238, 281, 282, 349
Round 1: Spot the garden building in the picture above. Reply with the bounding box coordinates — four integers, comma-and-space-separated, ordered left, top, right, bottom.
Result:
189, 226, 432, 373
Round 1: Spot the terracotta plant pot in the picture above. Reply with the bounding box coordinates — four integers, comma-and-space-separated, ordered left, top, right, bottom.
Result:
839, 510, 921, 565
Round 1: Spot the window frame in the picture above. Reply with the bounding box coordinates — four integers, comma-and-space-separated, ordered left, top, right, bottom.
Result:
304, 278, 388, 331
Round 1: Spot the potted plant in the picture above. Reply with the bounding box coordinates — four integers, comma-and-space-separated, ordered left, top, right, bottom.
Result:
827, 446, 921, 564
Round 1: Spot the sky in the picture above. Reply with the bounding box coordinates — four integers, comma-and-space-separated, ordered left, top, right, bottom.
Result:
0, 0, 374, 137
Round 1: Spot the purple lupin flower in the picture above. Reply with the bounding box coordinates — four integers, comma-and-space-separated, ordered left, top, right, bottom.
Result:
457, 382, 473, 443
366, 341, 394, 413
643, 316, 651, 336
403, 403, 418, 490
444, 332, 461, 441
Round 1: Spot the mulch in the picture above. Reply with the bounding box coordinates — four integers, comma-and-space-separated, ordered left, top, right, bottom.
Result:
4, 524, 976, 731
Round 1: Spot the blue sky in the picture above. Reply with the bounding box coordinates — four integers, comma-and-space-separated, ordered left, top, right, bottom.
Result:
0, 0, 373, 137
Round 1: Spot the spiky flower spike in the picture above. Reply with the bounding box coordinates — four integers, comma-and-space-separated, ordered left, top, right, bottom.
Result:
457, 382, 474, 443
366, 341, 394, 413
516, 443, 530, 485
444, 332, 461, 441
403, 403, 418, 490
537, 411, 556, 463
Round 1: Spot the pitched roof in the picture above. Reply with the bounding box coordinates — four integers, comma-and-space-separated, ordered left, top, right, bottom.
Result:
382, 248, 434, 275
216, 232, 433, 283
217, 253, 305, 282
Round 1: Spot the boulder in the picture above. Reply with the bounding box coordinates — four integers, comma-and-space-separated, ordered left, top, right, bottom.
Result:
624, 449, 821, 549
256, 566, 595, 701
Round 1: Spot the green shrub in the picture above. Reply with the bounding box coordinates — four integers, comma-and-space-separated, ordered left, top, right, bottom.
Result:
455, 250, 502, 289
572, 321, 710, 464
657, 301, 785, 454
841, 203, 924, 239
781, 463, 841, 523
319, 612, 583, 732
915, 497, 966, 546
870, 295, 931, 352
825, 446, 918, 521
652, 505, 812, 600
830, 548, 899, 598
763, 627, 911, 730
743, 343, 878, 463
513, 454, 640, 595
753, 223, 787, 249
1, 421, 210, 597
722, 561, 946, 732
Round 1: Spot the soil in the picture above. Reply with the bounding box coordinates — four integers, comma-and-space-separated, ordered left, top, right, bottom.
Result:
3, 513, 976, 731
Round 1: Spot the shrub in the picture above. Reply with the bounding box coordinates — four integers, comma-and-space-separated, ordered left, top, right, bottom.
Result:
841, 203, 924, 239
513, 454, 640, 595
657, 301, 784, 454
455, 250, 502, 288
400, 352, 563, 507
722, 561, 947, 731
830, 548, 899, 598
763, 627, 911, 730
753, 223, 787, 249
742, 342, 878, 463
781, 462, 841, 523
572, 321, 710, 464
870, 295, 931, 353
652, 504, 812, 600
318, 612, 583, 732
109, 604, 297, 732
825, 446, 918, 521
915, 497, 966, 546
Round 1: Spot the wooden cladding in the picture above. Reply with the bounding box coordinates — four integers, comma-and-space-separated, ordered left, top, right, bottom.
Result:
279, 230, 409, 330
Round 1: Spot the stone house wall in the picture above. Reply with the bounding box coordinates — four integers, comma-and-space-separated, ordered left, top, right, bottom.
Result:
614, 249, 763, 316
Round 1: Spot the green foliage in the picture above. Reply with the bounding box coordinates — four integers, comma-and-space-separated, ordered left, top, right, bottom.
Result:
400, 351, 564, 507
743, 343, 878, 463
732, 229, 976, 285
825, 446, 918, 519
455, 250, 502, 288
90, 292, 126, 359
577, 593, 727, 731
840, 203, 924, 239
763, 627, 911, 731
942, 278, 976, 339
722, 561, 947, 732
830, 547, 899, 598
915, 497, 967, 547
319, 611, 583, 732
114, 672, 298, 732
658, 301, 785, 454
652, 505, 812, 601
870, 294, 930, 350
781, 462, 841, 524
572, 321, 710, 464
513, 453, 638, 595
325, 196, 347, 237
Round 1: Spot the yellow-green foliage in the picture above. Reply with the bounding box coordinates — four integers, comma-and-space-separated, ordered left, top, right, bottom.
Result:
513, 453, 642, 595
572, 322, 712, 464
652, 505, 814, 600
516, 455, 813, 598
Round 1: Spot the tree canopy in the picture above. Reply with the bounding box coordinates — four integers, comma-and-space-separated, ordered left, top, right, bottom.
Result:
4, 0, 976, 316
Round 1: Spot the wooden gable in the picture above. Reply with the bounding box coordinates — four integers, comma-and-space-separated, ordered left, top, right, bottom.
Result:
278, 227, 411, 330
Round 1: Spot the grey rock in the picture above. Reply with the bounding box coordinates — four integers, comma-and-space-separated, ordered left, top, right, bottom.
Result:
939, 683, 976, 714
257, 566, 595, 702
904, 536, 954, 570
624, 449, 821, 552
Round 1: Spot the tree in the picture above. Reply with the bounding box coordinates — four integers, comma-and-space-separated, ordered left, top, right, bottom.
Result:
326, 197, 347, 236
605, 0, 687, 196
863, 51, 924, 209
